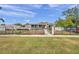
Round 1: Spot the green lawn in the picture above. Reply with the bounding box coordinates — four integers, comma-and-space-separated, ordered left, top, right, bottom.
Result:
0, 36, 79, 54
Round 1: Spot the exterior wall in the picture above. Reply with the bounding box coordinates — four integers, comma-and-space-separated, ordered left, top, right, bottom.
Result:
31, 25, 45, 30
0, 24, 53, 35
0, 27, 5, 31
55, 27, 64, 31
0, 25, 5, 31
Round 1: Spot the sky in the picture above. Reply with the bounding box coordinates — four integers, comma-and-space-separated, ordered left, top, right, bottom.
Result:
0, 4, 78, 24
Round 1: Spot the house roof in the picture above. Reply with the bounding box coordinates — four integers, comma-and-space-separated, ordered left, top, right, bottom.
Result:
31, 22, 49, 26
0, 22, 53, 30
5, 24, 15, 29
1, 24, 31, 30
31, 22, 53, 26
38, 22, 48, 25
15, 26, 31, 30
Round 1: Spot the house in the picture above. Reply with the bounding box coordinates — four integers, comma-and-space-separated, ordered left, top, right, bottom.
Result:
0, 22, 53, 30
31, 22, 53, 30
5, 24, 15, 30
5, 24, 31, 30
0, 24, 5, 31
0, 22, 54, 34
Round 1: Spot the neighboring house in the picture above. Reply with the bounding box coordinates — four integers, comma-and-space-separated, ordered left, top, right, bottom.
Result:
0, 22, 53, 31
0, 24, 5, 31
0, 22, 54, 35
5, 24, 31, 30
5, 24, 15, 30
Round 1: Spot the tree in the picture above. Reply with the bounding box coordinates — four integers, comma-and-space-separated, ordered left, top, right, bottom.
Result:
0, 7, 4, 23
15, 23, 23, 26
25, 23, 30, 25
55, 16, 76, 27
0, 7, 5, 23
15, 23, 25, 27
55, 18, 65, 27
0, 18, 5, 23
65, 16, 76, 27
0, 7, 2, 9
63, 6, 79, 23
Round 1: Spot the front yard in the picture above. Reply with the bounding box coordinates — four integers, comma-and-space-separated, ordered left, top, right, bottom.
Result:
0, 36, 79, 54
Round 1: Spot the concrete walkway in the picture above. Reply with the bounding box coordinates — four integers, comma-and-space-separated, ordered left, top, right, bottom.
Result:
0, 35, 79, 37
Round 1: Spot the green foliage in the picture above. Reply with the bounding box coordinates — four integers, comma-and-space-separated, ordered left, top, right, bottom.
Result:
56, 7, 79, 27
63, 7, 79, 27
0, 7, 2, 9
55, 18, 65, 27
65, 16, 76, 27
63, 7, 79, 22
55, 16, 76, 27
15, 23, 23, 26
0, 7, 5, 23
0, 18, 5, 22
15, 23, 30, 27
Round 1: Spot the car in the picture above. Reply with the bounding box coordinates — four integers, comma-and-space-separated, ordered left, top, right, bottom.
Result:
66, 27, 76, 32
76, 27, 79, 32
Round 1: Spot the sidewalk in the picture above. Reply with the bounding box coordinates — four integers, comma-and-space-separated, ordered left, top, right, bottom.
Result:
0, 35, 79, 37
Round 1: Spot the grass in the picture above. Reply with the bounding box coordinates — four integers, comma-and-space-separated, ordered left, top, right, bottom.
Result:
0, 36, 79, 54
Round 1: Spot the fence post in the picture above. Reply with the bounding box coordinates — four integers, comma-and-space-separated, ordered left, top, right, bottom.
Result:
52, 26, 55, 35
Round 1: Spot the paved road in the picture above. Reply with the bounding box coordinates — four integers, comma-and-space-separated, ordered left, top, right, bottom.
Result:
0, 35, 79, 37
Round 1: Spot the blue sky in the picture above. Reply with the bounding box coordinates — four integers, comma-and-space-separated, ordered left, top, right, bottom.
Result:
0, 4, 78, 24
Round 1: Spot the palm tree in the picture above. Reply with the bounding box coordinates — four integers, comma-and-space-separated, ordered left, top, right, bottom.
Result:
0, 18, 5, 22
0, 7, 4, 23
0, 7, 2, 10
0, 18, 5, 33
0, 7, 5, 33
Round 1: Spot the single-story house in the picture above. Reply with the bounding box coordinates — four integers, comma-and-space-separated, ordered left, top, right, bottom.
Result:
31, 22, 53, 30
5, 24, 31, 30
0, 22, 53, 32
0, 24, 5, 31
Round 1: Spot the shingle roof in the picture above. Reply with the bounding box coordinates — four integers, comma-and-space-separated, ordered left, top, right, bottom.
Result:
31, 22, 49, 26
5, 24, 15, 29
2, 24, 31, 30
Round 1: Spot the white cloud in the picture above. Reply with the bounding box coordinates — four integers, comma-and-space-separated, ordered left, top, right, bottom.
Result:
29, 4, 43, 8
68, 4, 77, 8
0, 4, 36, 18
0, 10, 17, 16
0, 10, 35, 18
24, 19, 30, 23
0, 4, 14, 9
48, 4, 60, 8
